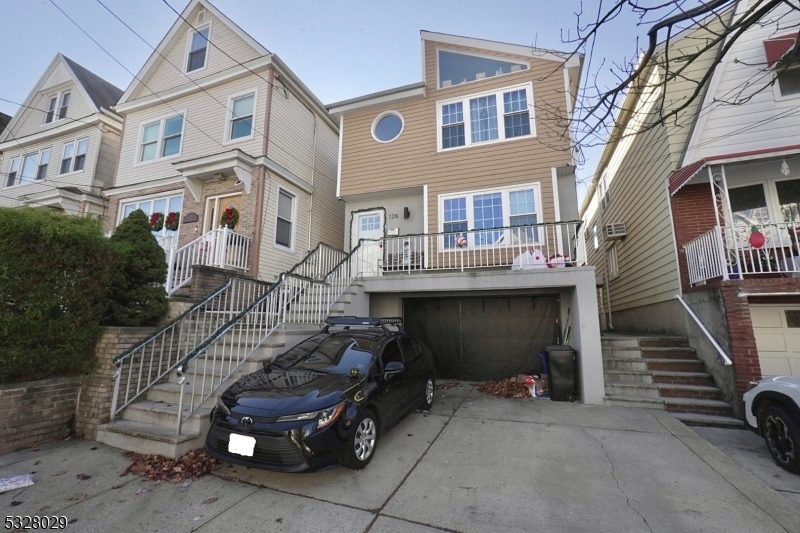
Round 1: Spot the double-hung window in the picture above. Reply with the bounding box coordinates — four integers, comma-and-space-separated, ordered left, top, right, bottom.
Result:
44, 92, 69, 124
186, 26, 210, 73
138, 114, 185, 163
59, 138, 88, 174
228, 92, 255, 141
6, 148, 52, 187
59, 93, 70, 120
440, 183, 541, 248
275, 188, 296, 250
45, 96, 57, 124
438, 83, 534, 151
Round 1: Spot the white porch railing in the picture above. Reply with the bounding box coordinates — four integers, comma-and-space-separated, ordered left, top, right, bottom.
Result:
165, 227, 252, 296
685, 223, 800, 284
365, 221, 583, 274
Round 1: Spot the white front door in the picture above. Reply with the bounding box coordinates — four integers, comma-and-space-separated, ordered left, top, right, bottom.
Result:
354, 211, 384, 276
751, 305, 800, 376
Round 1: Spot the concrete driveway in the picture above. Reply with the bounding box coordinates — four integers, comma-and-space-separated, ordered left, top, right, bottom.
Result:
2, 382, 800, 532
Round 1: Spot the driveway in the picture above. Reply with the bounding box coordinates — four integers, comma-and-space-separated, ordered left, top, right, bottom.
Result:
2, 382, 800, 532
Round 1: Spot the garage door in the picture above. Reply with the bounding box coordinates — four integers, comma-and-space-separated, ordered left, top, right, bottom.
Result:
750, 305, 800, 377
403, 296, 560, 380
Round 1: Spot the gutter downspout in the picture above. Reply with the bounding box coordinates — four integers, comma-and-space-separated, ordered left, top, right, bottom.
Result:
251, 68, 275, 280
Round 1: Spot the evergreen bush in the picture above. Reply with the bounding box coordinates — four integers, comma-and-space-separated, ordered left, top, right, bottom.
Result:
105, 209, 168, 327
0, 208, 118, 383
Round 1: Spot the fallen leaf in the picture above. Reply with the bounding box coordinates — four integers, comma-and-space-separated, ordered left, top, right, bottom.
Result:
10, 501, 22, 507
34, 461, 41, 465
65, 493, 86, 502
407, 434, 413, 437
276, 518, 283, 523
51, 471, 66, 477
122, 450, 219, 483
90, 447, 98, 451
68, 518, 78, 525
76, 474, 91, 480
202, 497, 218, 505
477, 379, 532, 399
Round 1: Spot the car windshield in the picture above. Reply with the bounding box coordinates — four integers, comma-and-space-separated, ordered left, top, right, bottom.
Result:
275, 334, 376, 375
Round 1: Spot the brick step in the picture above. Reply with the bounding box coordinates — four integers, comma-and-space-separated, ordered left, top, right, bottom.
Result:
645, 359, 706, 373
664, 398, 733, 417
651, 371, 715, 386
641, 348, 697, 360
672, 413, 745, 429
638, 337, 690, 348
657, 384, 723, 400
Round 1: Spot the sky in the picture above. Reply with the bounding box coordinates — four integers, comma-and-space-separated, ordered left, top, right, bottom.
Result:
0, 0, 648, 200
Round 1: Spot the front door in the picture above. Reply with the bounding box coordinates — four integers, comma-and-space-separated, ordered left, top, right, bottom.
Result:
353, 210, 384, 276
204, 193, 243, 233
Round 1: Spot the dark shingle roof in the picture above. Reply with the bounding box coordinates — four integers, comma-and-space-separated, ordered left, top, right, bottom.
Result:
62, 56, 124, 110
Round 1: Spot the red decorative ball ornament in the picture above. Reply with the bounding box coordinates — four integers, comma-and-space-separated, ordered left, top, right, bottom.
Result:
749, 226, 765, 249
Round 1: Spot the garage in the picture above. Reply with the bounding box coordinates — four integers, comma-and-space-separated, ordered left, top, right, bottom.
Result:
403, 296, 560, 380
750, 304, 800, 377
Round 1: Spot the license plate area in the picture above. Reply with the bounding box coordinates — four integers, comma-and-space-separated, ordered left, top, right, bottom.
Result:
228, 433, 256, 457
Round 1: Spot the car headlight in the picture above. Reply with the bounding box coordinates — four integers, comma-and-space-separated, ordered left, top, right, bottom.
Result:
216, 396, 231, 415
277, 402, 345, 429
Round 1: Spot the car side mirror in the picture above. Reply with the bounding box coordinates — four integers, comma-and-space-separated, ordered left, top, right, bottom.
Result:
384, 361, 404, 377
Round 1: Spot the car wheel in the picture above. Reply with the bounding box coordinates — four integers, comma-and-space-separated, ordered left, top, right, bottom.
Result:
345, 410, 378, 470
759, 405, 800, 473
421, 377, 435, 411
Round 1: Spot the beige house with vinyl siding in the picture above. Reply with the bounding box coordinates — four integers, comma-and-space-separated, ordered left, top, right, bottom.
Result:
0, 54, 123, 215
104, 0, 343, 289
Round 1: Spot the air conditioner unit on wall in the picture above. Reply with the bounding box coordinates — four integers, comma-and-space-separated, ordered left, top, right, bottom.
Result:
605, 222, 627, 240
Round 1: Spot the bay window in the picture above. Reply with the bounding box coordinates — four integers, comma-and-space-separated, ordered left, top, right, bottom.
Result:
438, 83, 534, 151
440, 183, 541, 248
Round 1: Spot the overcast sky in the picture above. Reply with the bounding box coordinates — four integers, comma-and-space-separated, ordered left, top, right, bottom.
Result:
0, 0, 647, 198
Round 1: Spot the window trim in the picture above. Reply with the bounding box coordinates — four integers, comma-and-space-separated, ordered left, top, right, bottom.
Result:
223, 88, 258, 144
273, 185, 298, 253
43, 91, 70, 125
184, 22, 212, 74
438, 182, 543, 248
58, 137, 89, 176
436, 82, 536, 152
133, 111, 187, 167
118, 191, 185, 240
435, 47, 530, 91
371, 110, 405, 144
772, 61, 800, 101
4, 147, 53, 188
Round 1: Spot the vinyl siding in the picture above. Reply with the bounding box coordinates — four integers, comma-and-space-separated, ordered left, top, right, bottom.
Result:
339, 39, 573, 234
13, 80, 94, 140
308, 117, 344, 250
692, 2, 800, 160
130, 3, 262, 101
268, 82, 316, 183
114, 74, 269, 188
0, 126, 101, 207
94, 129, 121, 190
257, 174, 312, 281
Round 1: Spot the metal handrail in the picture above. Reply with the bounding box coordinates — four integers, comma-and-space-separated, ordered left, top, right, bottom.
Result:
172, 241, 365, 434
109, 242, 346, 422
676, 295, 732, 366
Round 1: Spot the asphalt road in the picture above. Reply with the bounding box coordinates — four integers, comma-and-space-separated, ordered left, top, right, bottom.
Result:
2, 382, 800, 532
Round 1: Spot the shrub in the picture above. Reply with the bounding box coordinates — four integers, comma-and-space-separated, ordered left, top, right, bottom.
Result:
105, 209, 168, 327
0, 208, 118, 383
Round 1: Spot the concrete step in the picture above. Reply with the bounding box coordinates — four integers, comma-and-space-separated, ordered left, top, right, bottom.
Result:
148, 376, 238, 404
95, 420, 203, 459
672, 412, 745, 429
121, 400, 212, 433
604, 382, 661, 399
650, 371, 715, 386
602, 369, 653, 384
603, 395, 666, 409
600, 337, 640, 349
603, 358, 649, 371
657, 383, 723, 401
291, 301, 349, 312
284, 309, 345, 321
664, 398, 733, 417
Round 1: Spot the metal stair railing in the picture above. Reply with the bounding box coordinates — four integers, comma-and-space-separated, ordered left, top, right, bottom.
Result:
109, 242, 343, 422
172, 241, 366, 435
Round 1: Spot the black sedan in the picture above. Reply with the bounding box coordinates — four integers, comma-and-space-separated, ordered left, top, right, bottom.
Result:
205, 317, 436, 471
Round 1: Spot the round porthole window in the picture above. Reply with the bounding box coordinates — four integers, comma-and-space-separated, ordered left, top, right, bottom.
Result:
372, 112, 404, 143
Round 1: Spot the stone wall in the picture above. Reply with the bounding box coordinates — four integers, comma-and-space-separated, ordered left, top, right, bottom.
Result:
0, 377, 81, 456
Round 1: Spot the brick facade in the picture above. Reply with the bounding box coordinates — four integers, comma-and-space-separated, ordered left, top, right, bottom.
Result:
0, 377, 81, 455
671, 183, 719, 290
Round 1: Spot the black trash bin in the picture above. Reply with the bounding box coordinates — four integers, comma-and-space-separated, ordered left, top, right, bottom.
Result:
545, 345, 577, 402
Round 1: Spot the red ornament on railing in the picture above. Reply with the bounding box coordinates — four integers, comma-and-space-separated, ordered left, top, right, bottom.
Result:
749, 225, 765, 249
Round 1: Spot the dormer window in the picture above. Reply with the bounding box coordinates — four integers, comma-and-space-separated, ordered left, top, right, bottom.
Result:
59, 93, 70, 119
44, 92, 70, 124
438, 49, 528, 89
187, 26, 210, 72
45, 96, 57, 123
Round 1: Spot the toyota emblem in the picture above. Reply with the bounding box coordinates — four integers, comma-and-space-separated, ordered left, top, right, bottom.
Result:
240, 416, 253, 427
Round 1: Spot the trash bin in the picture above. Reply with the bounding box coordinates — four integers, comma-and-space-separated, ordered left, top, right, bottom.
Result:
545, 345, 577, 402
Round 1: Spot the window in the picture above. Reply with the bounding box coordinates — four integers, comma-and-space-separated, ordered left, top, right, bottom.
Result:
399, 337, 420, 360
43, 92, 70, 124
608, 244, 620, 280
186, 26, 210, 72
599, 172, 611, 210
777, 59, 800, 97
275, 189, 295, 249
372, 112, 403, 143
593, 225, 599, 250
777, 178, 800, 222
729, 184, 770, 227
438, 49, 528, 89
59, 138, 88, 174
6, 149, 52, 187
380, 340, 403, 368
138, 114, 185, 163
440, 183, 540, 248
438, 83, 534, 150
120, 193, 183, 241
229, 93, 255, 140
360, 214, 381, 232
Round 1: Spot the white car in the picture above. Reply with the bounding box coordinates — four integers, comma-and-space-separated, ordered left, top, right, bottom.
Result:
743, 376, 800, 474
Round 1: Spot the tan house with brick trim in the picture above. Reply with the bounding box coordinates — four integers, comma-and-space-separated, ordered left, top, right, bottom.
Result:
0, 54, 123, 215
327, 32, 607, 405
104, 0, 343, 290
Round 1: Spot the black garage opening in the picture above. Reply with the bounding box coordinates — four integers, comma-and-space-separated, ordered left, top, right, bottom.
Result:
403, 296, 560, 381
